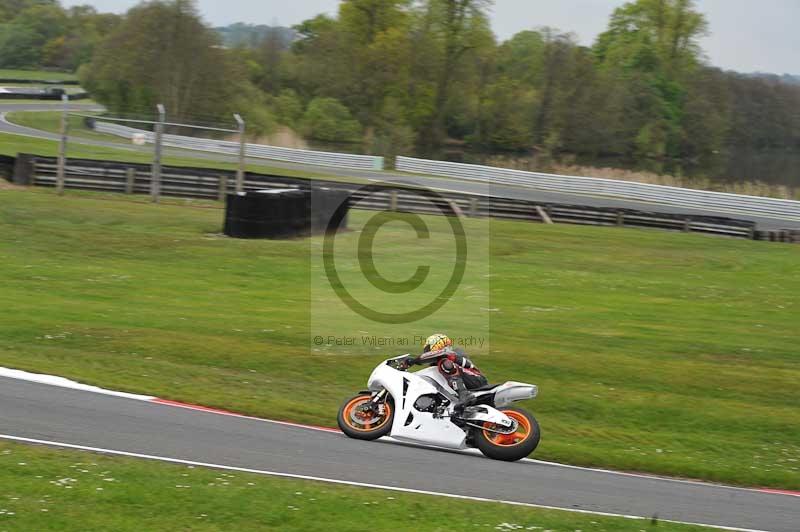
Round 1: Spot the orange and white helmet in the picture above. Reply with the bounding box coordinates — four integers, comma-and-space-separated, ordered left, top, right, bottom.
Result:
424, 333, 452, 353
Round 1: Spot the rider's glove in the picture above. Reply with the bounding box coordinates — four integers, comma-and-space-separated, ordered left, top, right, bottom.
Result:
397, 355, 414, 370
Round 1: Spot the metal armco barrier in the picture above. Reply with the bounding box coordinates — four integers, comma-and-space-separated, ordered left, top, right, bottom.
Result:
396, 157, 800, 222
10, 154, 782, 243
94, 121, 384, 171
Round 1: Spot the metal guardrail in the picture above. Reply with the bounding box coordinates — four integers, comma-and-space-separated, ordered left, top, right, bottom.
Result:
396, 156, 800, 222
10, 154, 776, 242
94, 121, 384, 171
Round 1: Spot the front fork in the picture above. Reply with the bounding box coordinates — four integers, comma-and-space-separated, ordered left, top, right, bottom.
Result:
369, 389, 388, 415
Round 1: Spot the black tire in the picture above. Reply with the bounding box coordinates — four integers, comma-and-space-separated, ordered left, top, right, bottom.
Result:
475, 407, 540, 462
337, 393, 394, 441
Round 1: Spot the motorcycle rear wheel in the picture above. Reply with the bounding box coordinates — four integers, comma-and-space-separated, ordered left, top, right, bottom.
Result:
337, 393, 394, 441
475, 406, 540, 462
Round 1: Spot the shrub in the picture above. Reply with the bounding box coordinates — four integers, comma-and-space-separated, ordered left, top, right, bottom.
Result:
301, 97, 362, 142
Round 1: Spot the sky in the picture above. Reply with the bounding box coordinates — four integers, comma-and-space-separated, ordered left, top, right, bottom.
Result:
60, 0, 799, 75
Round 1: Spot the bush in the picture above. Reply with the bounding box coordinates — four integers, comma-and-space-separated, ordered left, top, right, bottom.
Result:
244, 104, 277, 138
273, 89, 303, 127
301, 97, 362, 142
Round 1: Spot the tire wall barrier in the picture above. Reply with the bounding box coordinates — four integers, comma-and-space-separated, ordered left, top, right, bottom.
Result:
224, 188, 350, 239
0, 155, 15, 181
11, 154, 35, 185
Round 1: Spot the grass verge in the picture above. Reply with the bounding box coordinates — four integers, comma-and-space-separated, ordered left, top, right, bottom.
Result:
0, 441, 709, 531
0, 131, 359, 181
0, 69, 77, 81
0, 187, 798, 489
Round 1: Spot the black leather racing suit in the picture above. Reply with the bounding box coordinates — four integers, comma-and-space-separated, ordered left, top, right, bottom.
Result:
408, 347, 488, 403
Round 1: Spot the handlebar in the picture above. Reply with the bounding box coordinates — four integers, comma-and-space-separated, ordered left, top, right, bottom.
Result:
387, 356, 411, 371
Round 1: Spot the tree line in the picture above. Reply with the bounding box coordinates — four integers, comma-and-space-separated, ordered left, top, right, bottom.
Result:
0, 0, 120, 71
3, 0, 800, 165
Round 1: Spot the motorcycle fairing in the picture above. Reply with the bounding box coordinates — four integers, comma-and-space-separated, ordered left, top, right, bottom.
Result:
367, 362, 522, 450
369, 362, 468, 449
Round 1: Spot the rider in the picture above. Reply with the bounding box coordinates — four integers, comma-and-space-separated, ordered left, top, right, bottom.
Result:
405, 333, 488, 412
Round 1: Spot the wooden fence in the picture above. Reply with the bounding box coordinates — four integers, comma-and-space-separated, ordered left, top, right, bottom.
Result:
9, 153, 798, 244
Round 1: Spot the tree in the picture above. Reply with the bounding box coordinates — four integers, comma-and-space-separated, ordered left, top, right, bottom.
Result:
285, 1, 413, 132
255, 27, 290, 93
595, 0, 708, 75
0, 23, 41, 67
422, 0, 492, 145
0, 0, 64, 68
0, 1, 119, 71
594, 0, 709, 157
83, 0, 247, 122
13, 3, 68, 44
531, 29, 575, 147
0, 0, 58, 22
372, 95, 416, 164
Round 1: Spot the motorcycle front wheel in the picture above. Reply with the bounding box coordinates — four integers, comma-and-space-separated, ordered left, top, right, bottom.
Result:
337, 393, 394, 441
475, 406, 540, 462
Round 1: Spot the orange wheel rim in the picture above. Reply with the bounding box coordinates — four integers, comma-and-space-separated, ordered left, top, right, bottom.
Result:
343, 396, 391, 432
483, 410, 533, 447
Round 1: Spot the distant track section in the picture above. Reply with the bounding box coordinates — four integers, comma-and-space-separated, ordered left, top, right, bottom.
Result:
397, 156, 800, 223
94, 121, 385, 171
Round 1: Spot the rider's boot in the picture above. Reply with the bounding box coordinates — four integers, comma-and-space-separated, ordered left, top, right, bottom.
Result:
451, 378, 476, 418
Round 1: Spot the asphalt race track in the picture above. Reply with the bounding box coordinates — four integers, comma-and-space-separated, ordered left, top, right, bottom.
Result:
2, 103, 799, 231
0, 376, 797, 531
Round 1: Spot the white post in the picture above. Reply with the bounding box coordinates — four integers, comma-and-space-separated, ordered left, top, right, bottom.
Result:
234, 113, 246, 193
56, 94, 69, 196
151, 104, 166, 203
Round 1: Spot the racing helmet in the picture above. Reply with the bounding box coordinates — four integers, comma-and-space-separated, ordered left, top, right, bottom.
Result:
424, 333, 452, 353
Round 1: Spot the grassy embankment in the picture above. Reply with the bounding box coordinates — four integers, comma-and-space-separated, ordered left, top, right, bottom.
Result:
0, 187, 798, 489
0, 131, 359, 182
0, 69, 77, 81
0, 441, 707, 531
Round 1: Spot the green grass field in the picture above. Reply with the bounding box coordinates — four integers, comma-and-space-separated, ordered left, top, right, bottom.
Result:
0, 441, 706, 532
0, 187, 798, 490
0, 69, 77, 81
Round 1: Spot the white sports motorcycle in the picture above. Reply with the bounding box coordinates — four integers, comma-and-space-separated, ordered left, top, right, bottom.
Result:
337, 355, 540, 461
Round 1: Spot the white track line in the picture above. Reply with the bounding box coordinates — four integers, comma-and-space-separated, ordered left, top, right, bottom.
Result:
0, 434, 768, 532
2, 366, 798, 500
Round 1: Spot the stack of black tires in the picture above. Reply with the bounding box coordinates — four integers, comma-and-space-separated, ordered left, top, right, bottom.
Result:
224, 187, 350, 239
